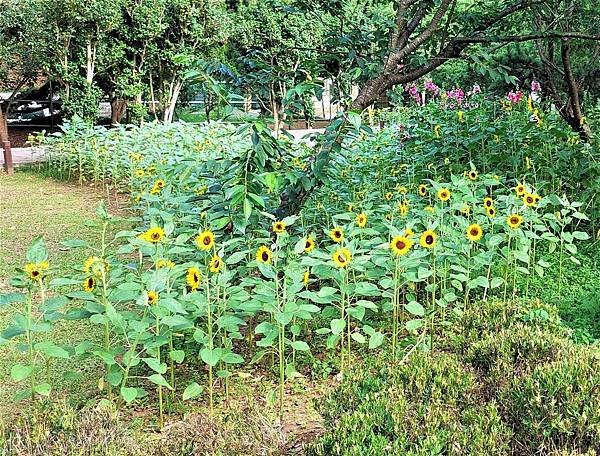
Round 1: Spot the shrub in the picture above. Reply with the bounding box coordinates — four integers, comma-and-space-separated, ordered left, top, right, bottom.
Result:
307, 300, 600, 455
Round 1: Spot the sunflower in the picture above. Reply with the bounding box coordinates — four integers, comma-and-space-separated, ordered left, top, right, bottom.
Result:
196, 230, 215, 251
157, 259, 175, 269
155, 179, 165, 189
483, 197, 494, 208
332, 248, 352, 268
272, 221, 286, 234
396, 185, 408, 194
523, 193, 536, 207
303, 270, 310, 288
140, 227, 165, 243
420, 230, 437, 249
437, 188, 451, 202
186, 267, 202, 291
209, 255, 223, 273
329, 227, 344, 243
385, 192, 393, 201
84, 256, 109, 277
404, 228, 415, 237
147, 290, 158, 305
83, 277, 96, 292
256, 245, 272, 264
486, 206, 497, 218
347, 204, 354, 212
24, 261, 49, 281
398, 202, 409, 216
390, 236, 412, 256
304, 237, 316, 253
134, 169, 145, 178
466, 223, 483, 242
515, 183, 526, 196
356, 213, 367, 228
507, 214, 523, 229
418, 184, 427, 197
467, 170, 478, 181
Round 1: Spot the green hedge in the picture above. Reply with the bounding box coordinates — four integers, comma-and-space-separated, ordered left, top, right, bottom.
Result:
307, 300, 600, 455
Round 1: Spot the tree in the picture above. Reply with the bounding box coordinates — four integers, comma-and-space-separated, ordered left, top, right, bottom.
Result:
276, 0, 600, 215
233, 0, 325, 134
0, 0, 53, 142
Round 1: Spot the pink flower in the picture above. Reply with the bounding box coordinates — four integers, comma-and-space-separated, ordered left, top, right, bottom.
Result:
507, 90, 524, 104
531, 80, 541, 93
447, 88, 465, 105
424, 80, 439, 95
407, 85, 419, 96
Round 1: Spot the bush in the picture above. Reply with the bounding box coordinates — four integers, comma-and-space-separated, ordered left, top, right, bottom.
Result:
307, 300, 600, 455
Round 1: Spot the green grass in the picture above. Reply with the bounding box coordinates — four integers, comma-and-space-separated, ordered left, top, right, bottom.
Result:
520, 241, 600, 343
0, 169, 111, 414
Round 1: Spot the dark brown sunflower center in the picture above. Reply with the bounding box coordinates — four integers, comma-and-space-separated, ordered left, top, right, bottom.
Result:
203, 236, 211, 245
151, 233, 160, 240
511, 217, 519, 224
32, 270, 40, 277
262, 252, 269, 262
305, 241, 311, 248
470, 228, 479, 236
425, 235, 434, 244
87, 278, 94, 287
337, 255, 346, 263
334, 231, 341, 238
396, 240, 406, 250
527, 197, 534, 203
485, 200, 492, 207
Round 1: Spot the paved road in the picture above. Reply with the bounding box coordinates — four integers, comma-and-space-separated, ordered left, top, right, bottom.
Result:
1, 147, 47, 165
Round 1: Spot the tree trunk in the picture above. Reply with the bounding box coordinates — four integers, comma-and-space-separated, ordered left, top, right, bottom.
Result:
0, 104, 9, 144
110, 98, 129, 125
163, 79, 183, 123
560, 39, 592, 141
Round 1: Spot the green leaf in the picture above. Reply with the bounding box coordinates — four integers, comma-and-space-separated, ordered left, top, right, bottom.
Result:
330, 318, 346, 335
368, 332, 384, 349
351, 332, 366, 344
169, 350, 185, 363
34, 341, 70, 359
291, 341, 310, 351
143, 358, 167, 374
200, 348, 221, 367
34, 383, 51, 396
147, 374, 173, 390
404, 301, 425, 316
221, 352, 244, 364
11, 364, 34, 382
183, 382, 204, 400
26, 237, 48, 263
120, 386, 138, 403
243, 197, 252, 221
0, 293, 26, 306
406, 319, 424, 332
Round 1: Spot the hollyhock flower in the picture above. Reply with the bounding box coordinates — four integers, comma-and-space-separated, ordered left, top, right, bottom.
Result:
424, 80, 439, 95
507, 90, 524, 103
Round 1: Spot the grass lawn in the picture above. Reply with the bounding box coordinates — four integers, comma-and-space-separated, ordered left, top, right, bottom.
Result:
0, 170, 118, 414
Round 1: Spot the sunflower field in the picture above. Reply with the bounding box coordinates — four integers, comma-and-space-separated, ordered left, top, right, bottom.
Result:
2, 90, 599, 454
